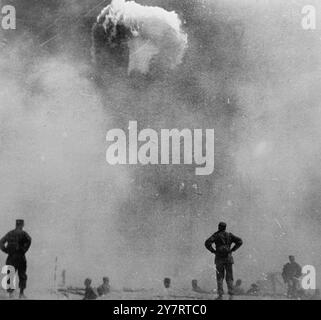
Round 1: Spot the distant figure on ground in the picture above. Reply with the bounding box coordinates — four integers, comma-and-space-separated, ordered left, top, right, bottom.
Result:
83, 278, 97, 300
163, 278, 171, 289
205, 222, 243, 300
246, 283, 260, 296
191, 279, 212, 294
0, 219, 32, 299
97, 277, 110, 297
282, 256, 302, 298
234, 279, 245, 296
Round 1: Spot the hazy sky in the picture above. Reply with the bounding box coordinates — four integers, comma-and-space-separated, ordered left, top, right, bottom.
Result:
0, 0, 320, 290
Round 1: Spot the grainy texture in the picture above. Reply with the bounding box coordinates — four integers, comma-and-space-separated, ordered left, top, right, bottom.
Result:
0, 0, 320, 298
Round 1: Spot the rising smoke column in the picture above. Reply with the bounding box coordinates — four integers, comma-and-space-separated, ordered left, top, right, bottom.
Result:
93, 0, 188, 75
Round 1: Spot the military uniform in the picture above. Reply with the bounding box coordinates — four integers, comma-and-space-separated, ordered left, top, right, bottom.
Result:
0, 228, 32, 293
282, 261, 302, 298
83, 287, 98, 300
205, 229, 243, 297
97, 281, 110, 296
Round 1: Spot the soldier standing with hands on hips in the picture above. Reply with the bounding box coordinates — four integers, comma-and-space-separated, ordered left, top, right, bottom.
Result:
205, 222, 243, 300
0, 219, 32, 299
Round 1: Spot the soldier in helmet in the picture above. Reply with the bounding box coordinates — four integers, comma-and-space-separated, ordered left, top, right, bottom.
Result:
205, 222, 243, 300
0, 219, 32, 299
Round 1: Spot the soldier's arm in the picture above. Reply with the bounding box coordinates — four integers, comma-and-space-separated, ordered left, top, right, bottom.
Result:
230, 234, 243, 252
204, 234, 217, 254
23, 232, 32, 253
0, 233, 9, 254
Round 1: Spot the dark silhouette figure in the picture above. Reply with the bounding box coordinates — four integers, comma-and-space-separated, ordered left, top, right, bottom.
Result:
0, 219, 32, 298
97, 277, 110, 297
234, 279, 245, 296
83, 278, 97, 300
205, 222, 243, 300
282, 256, 302, 298
191, 279, 212, 294
163, 278, 171, 289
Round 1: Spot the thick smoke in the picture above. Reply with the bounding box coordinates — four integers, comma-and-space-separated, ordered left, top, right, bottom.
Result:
94, 0, 187, 75
0, 0, 321, 294
0, 38, 132, 289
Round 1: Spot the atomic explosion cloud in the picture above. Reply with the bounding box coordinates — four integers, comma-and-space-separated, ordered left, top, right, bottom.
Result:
96, 0, 188, 74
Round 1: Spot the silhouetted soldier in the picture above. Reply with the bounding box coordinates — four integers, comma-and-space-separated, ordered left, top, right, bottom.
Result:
97, 277, 110, 297
83, 278, 97, 300
234, 279, 245, 296
282, 256, 302, 298
0, 219, 32, 299
205, 222, 243, 300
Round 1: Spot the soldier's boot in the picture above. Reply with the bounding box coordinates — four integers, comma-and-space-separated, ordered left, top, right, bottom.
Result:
227, 280, 234, 299
216, 279, 224, 301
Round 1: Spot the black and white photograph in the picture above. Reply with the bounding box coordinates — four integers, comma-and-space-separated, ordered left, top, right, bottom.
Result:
0, 0, 320, 306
